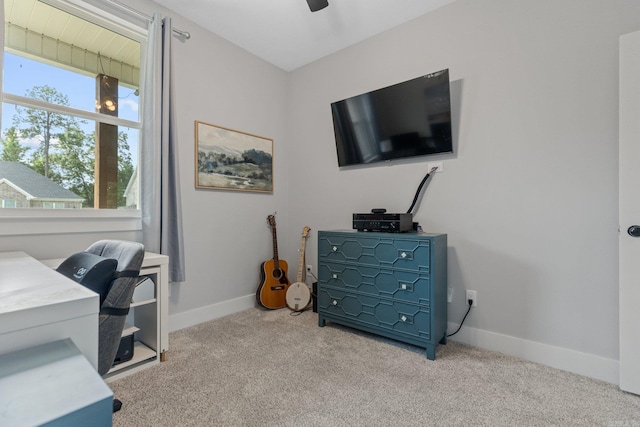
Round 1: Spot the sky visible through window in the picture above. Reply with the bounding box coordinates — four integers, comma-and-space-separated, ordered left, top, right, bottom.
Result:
1, 52, 140, 165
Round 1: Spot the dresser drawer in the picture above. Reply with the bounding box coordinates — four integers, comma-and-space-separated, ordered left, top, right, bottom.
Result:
319, 262, 430, 305
318, 233, 430, 272
318, 287, 431, 341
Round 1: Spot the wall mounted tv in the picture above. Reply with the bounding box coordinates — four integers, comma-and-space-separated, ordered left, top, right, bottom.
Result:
331, 69, 452, 167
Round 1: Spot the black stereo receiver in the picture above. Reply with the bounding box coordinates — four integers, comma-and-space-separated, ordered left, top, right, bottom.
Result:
353, 209, 413, 233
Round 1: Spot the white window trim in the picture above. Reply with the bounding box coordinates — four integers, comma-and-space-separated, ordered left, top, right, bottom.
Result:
0, 209, 141, 236
2, 94, 141, 129
38, 0, 148, 42
1, 0, 147, 236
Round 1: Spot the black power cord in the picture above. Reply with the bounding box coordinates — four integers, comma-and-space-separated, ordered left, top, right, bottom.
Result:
447, 299, 473, 337
406, 166, 438, 214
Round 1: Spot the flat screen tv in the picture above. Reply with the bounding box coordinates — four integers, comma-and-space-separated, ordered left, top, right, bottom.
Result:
331, 69, 452, 167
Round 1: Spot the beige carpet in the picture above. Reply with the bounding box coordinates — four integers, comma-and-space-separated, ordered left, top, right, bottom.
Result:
111, 307, 640, 426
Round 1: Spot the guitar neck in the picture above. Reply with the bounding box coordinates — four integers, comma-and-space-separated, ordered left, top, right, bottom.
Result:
271, 224, 280, 270
296, 237, 306, 283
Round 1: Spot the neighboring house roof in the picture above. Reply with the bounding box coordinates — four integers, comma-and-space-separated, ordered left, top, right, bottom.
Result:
0, 161, 83, 200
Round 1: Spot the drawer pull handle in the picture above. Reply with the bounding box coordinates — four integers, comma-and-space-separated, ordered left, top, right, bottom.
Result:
332, 246, 338, 252
400, 283, 413, 292
401, 252, 407, 258
332, 273, 338, 279
399, 314, 413, 324
332, 300, 338, 306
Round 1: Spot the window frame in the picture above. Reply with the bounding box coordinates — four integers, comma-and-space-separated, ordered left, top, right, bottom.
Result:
0, 207, 141, 235
0, 0, 148, 236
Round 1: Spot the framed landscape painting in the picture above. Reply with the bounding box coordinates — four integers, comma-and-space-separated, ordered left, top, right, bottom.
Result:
195, 121, 273, 193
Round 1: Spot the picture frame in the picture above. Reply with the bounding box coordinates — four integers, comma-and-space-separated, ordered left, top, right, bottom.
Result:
195, 121, 274, 193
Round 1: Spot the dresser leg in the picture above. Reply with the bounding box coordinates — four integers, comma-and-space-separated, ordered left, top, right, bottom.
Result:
318, 316, 326, 327
425, 344, 436, 360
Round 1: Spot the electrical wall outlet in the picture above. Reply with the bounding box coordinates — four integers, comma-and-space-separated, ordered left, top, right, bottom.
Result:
447, 287, 453, 303
427, 161, 444, 173
466, 290, 477, 307
306, 264, 313, 274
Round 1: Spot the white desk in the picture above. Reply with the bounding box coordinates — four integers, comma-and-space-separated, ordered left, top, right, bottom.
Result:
0, 339, 112, 427
0, 252, 99, 369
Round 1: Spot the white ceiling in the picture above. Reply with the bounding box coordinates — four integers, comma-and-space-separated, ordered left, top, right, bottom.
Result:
152, 0, 456, 71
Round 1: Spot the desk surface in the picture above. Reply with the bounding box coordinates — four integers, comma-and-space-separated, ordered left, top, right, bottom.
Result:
0, 252, 98, 335
0, 251, 99, 368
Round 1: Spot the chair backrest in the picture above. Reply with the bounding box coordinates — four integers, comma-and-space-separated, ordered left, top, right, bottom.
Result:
85, 240, 145, 375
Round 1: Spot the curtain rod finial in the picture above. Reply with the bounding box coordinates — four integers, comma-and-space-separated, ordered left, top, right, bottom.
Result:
173, 29, 191, 40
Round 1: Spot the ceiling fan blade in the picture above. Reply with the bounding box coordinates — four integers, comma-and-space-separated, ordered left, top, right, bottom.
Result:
307, 0, 329, 12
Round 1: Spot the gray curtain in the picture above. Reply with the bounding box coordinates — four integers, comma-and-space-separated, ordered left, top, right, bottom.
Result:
141, 15, 186, 282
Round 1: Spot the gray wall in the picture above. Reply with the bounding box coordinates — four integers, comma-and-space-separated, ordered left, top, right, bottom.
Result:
166, 13, 290, 317
285, 0, 640, 363
0, 0, 290, 320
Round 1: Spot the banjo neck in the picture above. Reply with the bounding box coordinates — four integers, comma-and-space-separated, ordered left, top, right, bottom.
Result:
296, 226, 311, 283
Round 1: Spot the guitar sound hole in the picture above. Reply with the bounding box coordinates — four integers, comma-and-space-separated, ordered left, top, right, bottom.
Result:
272, 269, 283, 280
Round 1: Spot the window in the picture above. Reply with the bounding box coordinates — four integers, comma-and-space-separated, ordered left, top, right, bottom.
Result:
42, 201, 65, 209
1, 0, 145, 211
1, 199, 16, 208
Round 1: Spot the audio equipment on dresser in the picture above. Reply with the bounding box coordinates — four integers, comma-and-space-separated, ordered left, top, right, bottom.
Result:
286, 226, 312, 312
352, 209, 414, 233
256, 214, 290, 309
352, 166, 439, 233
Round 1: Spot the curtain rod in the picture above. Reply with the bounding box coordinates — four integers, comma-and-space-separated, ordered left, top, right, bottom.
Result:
105, 0, 191, 39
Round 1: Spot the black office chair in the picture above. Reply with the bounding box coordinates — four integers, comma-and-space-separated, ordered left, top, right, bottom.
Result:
57, 239, 145, 412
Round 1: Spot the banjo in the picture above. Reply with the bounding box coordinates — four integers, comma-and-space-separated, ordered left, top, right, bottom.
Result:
286, 226, 312, 312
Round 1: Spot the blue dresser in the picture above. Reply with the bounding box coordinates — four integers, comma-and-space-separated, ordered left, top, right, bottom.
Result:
317, 230, 447, 360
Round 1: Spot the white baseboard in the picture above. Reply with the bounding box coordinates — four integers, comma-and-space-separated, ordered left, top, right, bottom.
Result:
168, 294, 256, 332
448, 322, 619, 385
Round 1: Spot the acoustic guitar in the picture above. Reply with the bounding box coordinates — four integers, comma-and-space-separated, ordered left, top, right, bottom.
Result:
286, 226, 312, 312
256, 214, 290, 309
